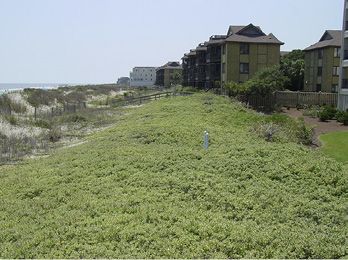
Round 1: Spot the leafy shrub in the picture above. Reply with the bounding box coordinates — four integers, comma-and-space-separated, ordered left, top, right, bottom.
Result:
47, 128, 62, 142
61, 114, 88, 123
323, 105, 338, 119
34, 119, 52, 129
302, 105, 320, 117
319, 105, 338, 121
5, 115, 17, 125
25, 89, 64, 107
336, 110, 348, 125
318, 110, 330, 122
253, 113, 315, 145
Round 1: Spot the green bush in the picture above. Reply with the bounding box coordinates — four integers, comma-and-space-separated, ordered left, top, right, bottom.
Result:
318, 110, 330, 122
318, 105, 338, 122
254, 113, 315, 145
5, 115, 17, 125
337, 110, 348, 125
323, 105, 338, 119
34, 119, 52, 129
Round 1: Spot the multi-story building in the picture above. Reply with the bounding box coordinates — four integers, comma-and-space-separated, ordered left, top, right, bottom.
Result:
156, 61, 182, 88
206, 35, 227, 89
129, 67, 157, 87
181, 24, 283, 90
304, 30, 341, 93
181, 54, 189, 87
221, 24, 283, 84
338, 0, 348, 110
187, 50, 197, 87
195, 43, 207, 89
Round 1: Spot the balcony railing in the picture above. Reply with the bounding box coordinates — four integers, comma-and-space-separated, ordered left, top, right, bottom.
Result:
344, 50, 348, 60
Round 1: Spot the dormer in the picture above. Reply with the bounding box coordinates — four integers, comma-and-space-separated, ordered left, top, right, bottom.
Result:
236, 24, 266, 37
319, 31, 334, 42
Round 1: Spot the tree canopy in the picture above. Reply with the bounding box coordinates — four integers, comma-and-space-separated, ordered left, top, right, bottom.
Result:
280, 49, 305, 91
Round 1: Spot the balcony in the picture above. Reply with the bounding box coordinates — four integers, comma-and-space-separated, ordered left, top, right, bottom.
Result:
342, 79, 348, 89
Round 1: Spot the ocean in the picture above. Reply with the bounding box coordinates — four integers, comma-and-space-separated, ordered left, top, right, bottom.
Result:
0, 83, 80, 93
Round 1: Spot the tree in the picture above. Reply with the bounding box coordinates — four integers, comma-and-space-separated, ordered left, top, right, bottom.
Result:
170, 72, 182, 86
244, 66, 290, 97
280, 49, 305, 91
222, 82, 247, 97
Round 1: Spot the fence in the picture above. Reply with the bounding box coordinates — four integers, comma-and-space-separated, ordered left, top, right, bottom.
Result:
238, 91, 338, 109
34, 102, 87, 119
110, 91, 195, 106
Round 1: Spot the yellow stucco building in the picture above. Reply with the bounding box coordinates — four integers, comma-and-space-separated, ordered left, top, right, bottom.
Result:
304, 30, 341, 93
221, 24, 284, 84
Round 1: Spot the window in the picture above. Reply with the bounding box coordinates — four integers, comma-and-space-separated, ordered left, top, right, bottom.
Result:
332, 84, 338, 93
240, 44, 249, 54
240, 63, 249, 73
316, 84, 321, 92
317, 67, 322, 76
318, 49, 324, 59
169, 69, 173, 73
223, 45, 226, 55
333, 66, 340, 76
222, 62, 226, 73
334, 47, 341, 58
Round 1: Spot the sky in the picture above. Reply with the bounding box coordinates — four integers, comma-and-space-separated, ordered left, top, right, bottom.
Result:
0, 0, 344, 84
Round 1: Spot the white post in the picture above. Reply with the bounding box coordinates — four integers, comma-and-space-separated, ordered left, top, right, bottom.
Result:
204, 131, 209, 149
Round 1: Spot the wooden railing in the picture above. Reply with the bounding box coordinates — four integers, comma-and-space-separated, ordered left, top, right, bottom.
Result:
110, 91, 195, 106
238, 91, 338, 108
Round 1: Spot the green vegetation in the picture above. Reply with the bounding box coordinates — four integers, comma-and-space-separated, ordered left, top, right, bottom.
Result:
244, 66, 290, 96
280, 49, 305, 91
320, 131, 348, 163
0, 94, 347, 258
252, 113, 315, 145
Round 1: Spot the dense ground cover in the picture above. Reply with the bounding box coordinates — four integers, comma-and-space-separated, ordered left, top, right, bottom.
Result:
0, 94, 347, 258
320, 131, 348, 163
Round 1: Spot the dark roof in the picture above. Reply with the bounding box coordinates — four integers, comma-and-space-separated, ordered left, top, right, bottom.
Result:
195, 43, 207, 52
224, 23, 283, 45
304, 30, 342, 51
157, 61, 182, 70
205, 35, 228, 46
187, 49, 197, 56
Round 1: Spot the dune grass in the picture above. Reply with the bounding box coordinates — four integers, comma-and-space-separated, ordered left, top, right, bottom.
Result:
320, 131, 348, 163
0, 94, 347, 258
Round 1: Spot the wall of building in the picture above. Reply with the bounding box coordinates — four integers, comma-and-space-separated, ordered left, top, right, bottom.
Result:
130, 67, 156, 87
221, 42, 280, 84
304, 47, 340, 92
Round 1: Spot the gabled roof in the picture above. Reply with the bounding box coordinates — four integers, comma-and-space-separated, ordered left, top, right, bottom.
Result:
157, 61, 182, 71
228, 24, 265, 37
304, 30, 341, 51
224, 23, 283, 45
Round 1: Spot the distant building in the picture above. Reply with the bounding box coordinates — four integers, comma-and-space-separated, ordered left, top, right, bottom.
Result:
304, 30, 341, 93
129, 67, 157, 87
117, 77, 130, 85
156, 62, 182, 88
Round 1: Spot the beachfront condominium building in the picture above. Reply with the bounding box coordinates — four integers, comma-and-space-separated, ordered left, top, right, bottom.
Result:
181, 24, 283, 90
129, 67, 157, 87
304, 30, 341, 93
156, 61, 182, 88
221, 24, 283, 84
338, 0, 348, 110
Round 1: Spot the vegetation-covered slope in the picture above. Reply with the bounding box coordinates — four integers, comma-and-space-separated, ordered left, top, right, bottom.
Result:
0, 94, 347, 258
